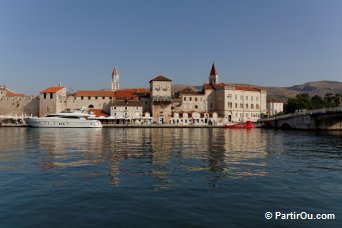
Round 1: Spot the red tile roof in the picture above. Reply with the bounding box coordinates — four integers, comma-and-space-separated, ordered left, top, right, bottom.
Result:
203, 83, 261, 92
114, 88, 150, 100
180, 87, 203, 95
41, 87, 65, 93
234, 85, 261, 92
112, 100, 144, 107
216, 83, 233, 87
268, 98, 283, 103
149, 75, 172, 83
75, 90, 114, 97
203, 83, 214, 90
88, 109, 110, 117
74, 88, 150, 100
6, 91, 27, 97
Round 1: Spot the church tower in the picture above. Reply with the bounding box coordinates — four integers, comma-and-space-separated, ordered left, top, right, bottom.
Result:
209, 63, 219, 84
111, 66, 119, 91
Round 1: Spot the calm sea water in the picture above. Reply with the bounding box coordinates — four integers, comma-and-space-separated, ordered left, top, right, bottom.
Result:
0, 127, 341, 228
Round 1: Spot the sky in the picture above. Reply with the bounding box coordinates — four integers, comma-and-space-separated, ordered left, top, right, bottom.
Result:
0, 0, 341, 95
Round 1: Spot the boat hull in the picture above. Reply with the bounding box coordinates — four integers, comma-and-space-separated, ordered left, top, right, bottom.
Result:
224, 121, 256, 129
27, 117, 102, 128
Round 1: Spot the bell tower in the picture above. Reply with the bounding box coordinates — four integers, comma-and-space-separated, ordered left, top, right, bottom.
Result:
209, 63, 219, 84
111, 66, 119, 91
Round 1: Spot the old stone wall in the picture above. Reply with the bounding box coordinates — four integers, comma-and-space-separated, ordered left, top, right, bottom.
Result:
0, 96, 39, 116
65, 96, 112, 113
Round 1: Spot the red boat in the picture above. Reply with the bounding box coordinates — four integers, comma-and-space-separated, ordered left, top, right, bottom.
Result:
224, 121, 256, 129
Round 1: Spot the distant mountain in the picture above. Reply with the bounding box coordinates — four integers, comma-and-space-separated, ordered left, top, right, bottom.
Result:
173, 80, 342, 102
262, 80, 342, 101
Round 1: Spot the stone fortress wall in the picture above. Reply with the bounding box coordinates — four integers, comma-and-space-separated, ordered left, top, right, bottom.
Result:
0, 96, 39, 116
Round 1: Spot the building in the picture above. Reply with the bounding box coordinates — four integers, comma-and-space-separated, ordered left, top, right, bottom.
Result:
1, 64, 267, 123
267, 99, 284, 116
203, 63, 267, 122
111, 66, 119, 91
170, 64, 267, 123
149, 75, 172, 124
0, 85, 39, 117
111, 100, 143, 119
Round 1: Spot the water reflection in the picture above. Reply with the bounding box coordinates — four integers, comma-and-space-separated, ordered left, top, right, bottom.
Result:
4, 128, 337, 189
223, 130, 269, 177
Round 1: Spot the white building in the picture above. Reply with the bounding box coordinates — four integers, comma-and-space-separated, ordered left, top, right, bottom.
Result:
267, 99, 284, 116
203, 63, 267, 123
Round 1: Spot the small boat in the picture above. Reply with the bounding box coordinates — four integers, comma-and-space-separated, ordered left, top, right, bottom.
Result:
224, 121, 256, 129
26, 110, 102, 128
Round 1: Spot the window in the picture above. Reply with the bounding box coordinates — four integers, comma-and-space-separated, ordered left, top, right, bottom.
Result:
256, 96, 259, 102
102, 97, 105, 99
195, 105, 198, 109
240, 103, 243, 109
235, 103, 237, 108
43, 93, 46, 99
81, 96, 84, 100
190, 97, 192, 101
125, 107, 128, 110
50, 93, 53, 99
227, 94, 232, 99
184, 97, 186, 101
246, 96, 248, 101
235, 95, 238, 100
113, 107, 117, 110
251, 96, 254, 101
256, 104, 260, 109
228, 102, 232, 108
95, 97, 98, 100
251, 104, 254, 109
246, 104, 248, 109
195, 97, 197, 101
88, 97, 91, 100
155, 85, 160, 91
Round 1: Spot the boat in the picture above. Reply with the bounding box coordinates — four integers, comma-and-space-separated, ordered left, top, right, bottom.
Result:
26, 110, 102, 128
224, 121, 255, 129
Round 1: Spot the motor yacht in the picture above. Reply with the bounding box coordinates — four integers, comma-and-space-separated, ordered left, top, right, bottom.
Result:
26, 110, 102, 128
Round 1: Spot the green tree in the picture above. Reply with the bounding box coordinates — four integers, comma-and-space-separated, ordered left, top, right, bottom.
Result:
284, 93, 312, 113
284, 97, 298, 113
333, 93, 342, 107
324, 93, 334, 107
295, 93, 312, 110
311, 95, 326, 109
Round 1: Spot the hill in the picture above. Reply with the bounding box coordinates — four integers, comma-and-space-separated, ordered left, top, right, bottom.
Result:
262, 80, 342, 101
172, 80, 342, 102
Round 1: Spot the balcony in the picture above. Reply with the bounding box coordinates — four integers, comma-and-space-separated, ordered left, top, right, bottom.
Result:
152, 96, 172, 104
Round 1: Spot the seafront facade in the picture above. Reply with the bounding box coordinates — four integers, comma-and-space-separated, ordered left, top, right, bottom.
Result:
0, 64, 268, 125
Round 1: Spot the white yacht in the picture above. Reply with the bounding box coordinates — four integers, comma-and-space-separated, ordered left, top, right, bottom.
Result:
26, 110, 102, 128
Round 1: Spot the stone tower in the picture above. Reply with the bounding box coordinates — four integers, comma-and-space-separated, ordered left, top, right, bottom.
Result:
111, 66, 119, 91
149, 75, 172, 124
209, 63, 219, 84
